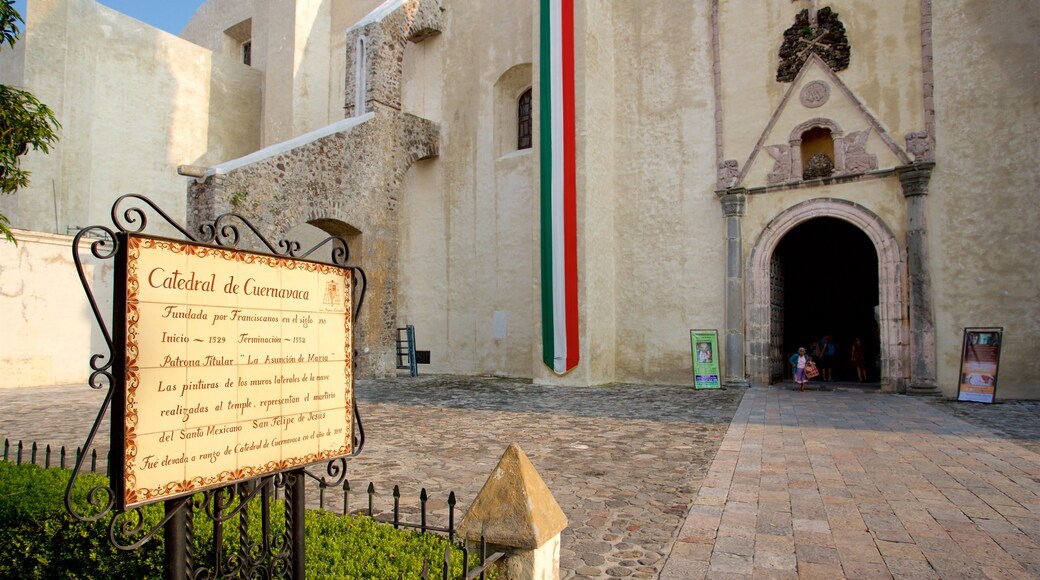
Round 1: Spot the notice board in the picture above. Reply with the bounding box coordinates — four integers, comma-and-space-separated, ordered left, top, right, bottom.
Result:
112, 234, 354, 508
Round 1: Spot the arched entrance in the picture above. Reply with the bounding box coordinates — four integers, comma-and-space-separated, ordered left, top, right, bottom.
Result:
775, 217, 879, 383
747, 199, 909, 391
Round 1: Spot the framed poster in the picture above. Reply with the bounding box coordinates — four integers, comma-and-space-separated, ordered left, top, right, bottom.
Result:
112, 234, 355, 508
690, 330, 721, 390
956, 327, 1003, 404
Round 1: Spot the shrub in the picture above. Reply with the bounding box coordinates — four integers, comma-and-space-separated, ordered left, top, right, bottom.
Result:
0, 462, 491, 579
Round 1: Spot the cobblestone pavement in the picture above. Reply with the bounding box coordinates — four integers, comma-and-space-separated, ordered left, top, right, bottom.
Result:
662, 385, 1040, 579
9, 379, 1040, 579
0, 376, 744, 579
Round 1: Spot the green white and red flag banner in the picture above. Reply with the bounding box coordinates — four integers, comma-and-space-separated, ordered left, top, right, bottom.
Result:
539, 0, 578, 374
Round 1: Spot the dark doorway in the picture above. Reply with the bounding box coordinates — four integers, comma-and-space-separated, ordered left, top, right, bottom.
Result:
774, 217, 880, 383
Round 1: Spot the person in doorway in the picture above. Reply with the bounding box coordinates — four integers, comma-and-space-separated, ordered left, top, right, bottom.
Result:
850, 336, 867, 383
817, 335, 835, 381
789, 347, 812, 392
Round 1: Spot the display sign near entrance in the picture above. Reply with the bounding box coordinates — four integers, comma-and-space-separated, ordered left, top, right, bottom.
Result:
113, 234, 354, 508
956, 327, 1003, 404
690, 329, 721, 389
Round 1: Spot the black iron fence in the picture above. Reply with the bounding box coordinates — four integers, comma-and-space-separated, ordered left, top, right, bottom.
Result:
3, 438, 502, 579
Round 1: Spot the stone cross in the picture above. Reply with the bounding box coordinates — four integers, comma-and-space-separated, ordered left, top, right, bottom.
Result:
794, 0, 819, 28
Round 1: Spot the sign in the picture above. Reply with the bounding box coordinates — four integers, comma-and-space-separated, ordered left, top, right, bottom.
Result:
690, 329, 721, 389
113, 234, 354, 508
956, 327, 1003, 404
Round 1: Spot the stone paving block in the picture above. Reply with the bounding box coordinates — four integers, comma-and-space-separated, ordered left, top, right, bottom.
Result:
659, 556, 710, 579
795, 544, 841, 565
714, 534, 756, 557
710, 551, 754, 575
841, 559, 893, 579
796, 561, 844, 579
835, 540, 885, 564
755, 533, 795, 553
753, 548, 796, 571
885, 558, 940, 580
671, 539, 716, 561
752, 566, 798, 579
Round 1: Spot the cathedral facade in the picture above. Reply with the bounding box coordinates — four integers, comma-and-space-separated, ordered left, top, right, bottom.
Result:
3, 0, 1038, 398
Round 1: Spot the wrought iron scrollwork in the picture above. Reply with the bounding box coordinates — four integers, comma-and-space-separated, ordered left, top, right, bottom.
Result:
68, 194, 367, 578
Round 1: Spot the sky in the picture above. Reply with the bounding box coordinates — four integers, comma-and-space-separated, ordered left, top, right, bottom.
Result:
12, 0, 209, 36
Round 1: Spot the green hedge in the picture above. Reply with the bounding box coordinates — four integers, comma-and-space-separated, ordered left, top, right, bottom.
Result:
0, 462, 491, 579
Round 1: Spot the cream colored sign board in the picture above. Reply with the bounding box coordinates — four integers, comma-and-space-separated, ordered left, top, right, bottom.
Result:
117, 235, 353, 508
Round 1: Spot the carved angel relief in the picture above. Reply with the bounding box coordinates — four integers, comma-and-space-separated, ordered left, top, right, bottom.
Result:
905, 131, 932, 161
766, 145, 793, 185
843, 129, 877, 173
717, 160, 740, 189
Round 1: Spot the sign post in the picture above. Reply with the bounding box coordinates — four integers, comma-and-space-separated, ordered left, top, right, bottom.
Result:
690, 329, 722, 389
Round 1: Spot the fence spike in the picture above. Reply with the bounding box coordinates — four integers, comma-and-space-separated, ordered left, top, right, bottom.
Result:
367, 482, 375, 516
392, 485, 401, 529
343, 479, 350, 515
60, 446, 67, 470
17, 440, 23, 465
319, 480, 327, 510
420, 488, 429, 534
448, 491, 457, 542
30, 442, 37, 466
91, 449, 97, 473
480, 535, 488, 580
2, 439, 7, 461
45, 444, 51, 468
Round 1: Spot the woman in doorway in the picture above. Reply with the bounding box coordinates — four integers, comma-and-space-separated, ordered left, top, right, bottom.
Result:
789, 347, 811, 392
850, 336, 868, 383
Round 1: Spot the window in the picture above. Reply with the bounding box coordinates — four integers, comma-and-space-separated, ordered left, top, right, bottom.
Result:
517, 89, 532, 150
224, 19, 252, 66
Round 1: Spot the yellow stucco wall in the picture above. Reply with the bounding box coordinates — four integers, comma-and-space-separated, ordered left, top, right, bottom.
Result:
0, 0, 261, 236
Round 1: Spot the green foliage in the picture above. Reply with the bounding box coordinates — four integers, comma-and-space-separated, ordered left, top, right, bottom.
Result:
0, 0, 61, 244
0, 462, 162, 579
0, 463, 493, 579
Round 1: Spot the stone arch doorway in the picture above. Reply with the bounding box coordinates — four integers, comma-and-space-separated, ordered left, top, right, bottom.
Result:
747, 199, 908, 391
774, 217, 879, 383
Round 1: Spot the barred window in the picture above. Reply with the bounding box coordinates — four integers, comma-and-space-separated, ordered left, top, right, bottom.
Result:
517, 89, 532, 150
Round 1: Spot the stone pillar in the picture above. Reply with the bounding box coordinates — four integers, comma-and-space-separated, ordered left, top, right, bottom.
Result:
457, 444, 568, 580
898, 164, 939, 395
718, 189, 750, 388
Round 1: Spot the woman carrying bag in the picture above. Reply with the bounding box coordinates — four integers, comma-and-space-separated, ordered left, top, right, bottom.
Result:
789, 347, 817, 392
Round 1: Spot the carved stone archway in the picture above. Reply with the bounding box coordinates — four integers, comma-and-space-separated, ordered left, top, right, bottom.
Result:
746, 198, 909, 391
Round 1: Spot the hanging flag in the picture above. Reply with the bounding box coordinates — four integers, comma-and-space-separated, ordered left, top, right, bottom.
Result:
539, 0, 578, 374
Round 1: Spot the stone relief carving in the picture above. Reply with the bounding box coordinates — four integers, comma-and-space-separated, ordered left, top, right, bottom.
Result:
803, 152, 834, 179
777, 7, 851, 82
766, 145, 793, 185
717, 159, 740, 189
800, 81, 830, 108
842, 129, 877, 173
905, 130, 933, 161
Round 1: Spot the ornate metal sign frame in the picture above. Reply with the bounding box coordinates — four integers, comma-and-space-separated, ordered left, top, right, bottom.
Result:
66, 194, 367, 578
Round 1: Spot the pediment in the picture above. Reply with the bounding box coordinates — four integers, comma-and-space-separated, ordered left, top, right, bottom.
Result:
725, 54, 911, 190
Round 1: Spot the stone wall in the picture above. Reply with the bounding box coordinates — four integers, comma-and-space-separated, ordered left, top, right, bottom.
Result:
189, 112, 439, 378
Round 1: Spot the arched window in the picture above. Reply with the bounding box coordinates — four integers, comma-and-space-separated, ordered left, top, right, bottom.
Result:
517, 89, 532, 150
